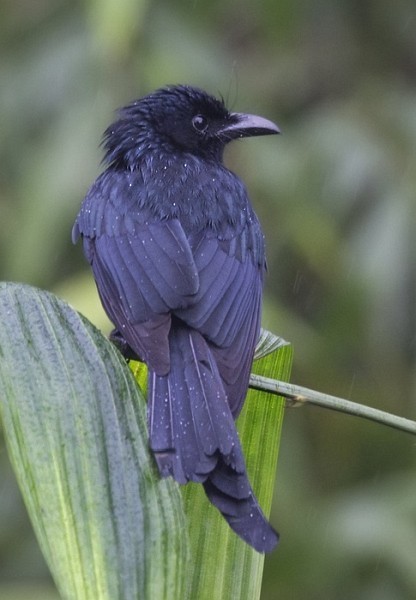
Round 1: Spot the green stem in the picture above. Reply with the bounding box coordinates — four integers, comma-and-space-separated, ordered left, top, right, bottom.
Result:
249, 374, 416, 436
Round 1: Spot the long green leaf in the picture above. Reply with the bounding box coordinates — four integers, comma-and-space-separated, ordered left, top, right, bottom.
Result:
0, 283, 188, 600
181, 330, 292, 600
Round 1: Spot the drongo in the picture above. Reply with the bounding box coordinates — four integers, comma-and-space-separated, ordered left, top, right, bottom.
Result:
72, 84, 280, 552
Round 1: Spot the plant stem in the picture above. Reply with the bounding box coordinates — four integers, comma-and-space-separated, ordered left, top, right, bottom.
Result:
249, 374, 416, 436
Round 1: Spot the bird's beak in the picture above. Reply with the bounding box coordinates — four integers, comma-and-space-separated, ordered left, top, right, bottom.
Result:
220, 112, 280, 140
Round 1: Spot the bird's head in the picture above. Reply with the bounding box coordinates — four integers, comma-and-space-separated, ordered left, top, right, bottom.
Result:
102, 85, 279, 167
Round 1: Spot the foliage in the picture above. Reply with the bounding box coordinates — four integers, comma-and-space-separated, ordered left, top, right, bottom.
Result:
0, 284, 291, 599
0, 284, 188, 600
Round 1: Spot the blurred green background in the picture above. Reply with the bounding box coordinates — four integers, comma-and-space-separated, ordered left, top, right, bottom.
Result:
1, 0, 415, 598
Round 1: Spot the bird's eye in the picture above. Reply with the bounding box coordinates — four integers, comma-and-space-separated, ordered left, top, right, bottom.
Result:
192, 114, 208, 133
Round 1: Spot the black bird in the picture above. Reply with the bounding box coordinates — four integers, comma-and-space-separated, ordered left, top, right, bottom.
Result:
72, 85, 280, 552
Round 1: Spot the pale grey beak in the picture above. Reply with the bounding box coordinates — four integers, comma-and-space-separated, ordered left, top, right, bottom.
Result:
220, 112, 280, 139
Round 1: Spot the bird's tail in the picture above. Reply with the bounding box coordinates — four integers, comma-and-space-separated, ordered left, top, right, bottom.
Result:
148, 324, 278, 553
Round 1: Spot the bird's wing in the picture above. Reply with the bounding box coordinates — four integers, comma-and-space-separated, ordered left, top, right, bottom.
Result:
176, 229, 264, 416
90, 221, 200, 320
90, 227, 200, 374
73, 171, 264, 393
73, 178, 199, 374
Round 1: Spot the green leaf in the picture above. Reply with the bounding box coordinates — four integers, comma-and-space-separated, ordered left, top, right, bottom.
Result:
181, 330, 292, 600
0, 283, 188, 600
254, 327, 290, 360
